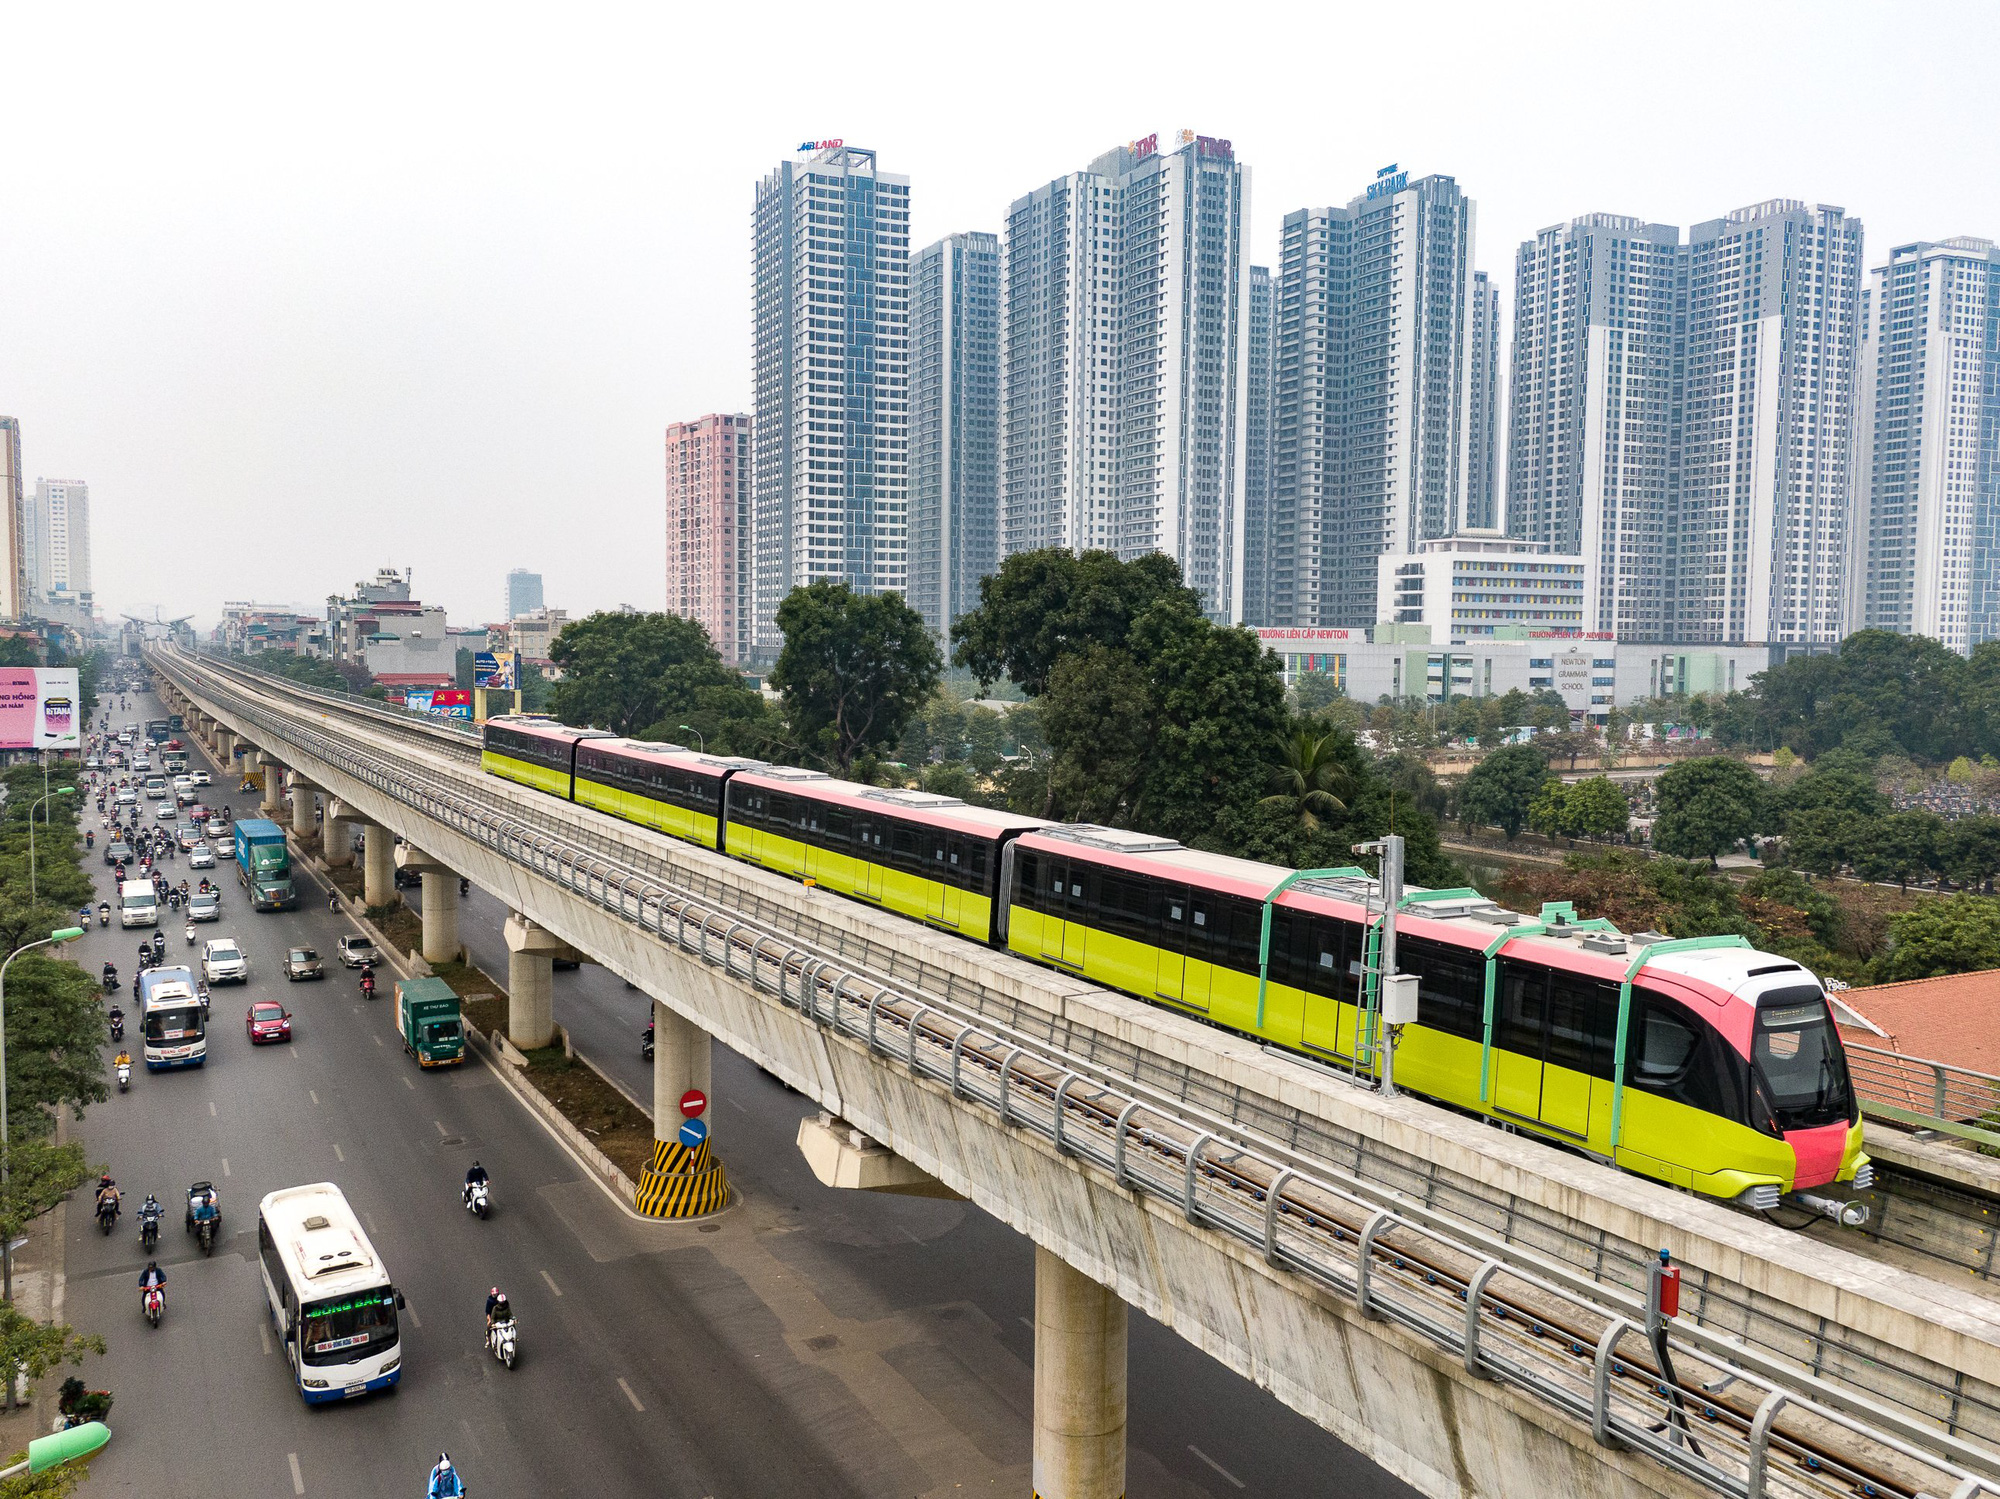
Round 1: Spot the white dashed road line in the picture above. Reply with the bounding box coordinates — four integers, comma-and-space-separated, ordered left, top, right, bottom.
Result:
618, 1377, 645, 1412
288, 1451, 305, 1495
1188, 1445, 1245, 1489
540, 1269, 562, 1298
332, 1144, 344, 1162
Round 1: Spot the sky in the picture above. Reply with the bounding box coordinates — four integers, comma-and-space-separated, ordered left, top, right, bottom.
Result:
4, 0, 1998, 630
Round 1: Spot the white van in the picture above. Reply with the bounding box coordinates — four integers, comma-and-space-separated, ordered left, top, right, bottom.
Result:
120, 878, 159, 928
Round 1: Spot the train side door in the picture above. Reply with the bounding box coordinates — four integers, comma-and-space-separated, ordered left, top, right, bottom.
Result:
1540, 972, 1614, 1139
1154, 884, 1190, 1002
856, 819, 885, 901
1034, 857, 1071, 963
1298, 915, 1347, 1056
1178, 893, 1216, 1012
1493, 962, 1547, 1122
1059, 860, 1089, 968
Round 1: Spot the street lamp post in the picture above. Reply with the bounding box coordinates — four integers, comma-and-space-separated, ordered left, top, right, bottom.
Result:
0, 928, 85, 1302
27, 781, 76, 902
677, 725, 705, 753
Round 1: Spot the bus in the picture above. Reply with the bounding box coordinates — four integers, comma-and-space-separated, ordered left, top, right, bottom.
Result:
145, 718, 170, 743
257, 1184, 403, 1402
137, 965, 206, 1069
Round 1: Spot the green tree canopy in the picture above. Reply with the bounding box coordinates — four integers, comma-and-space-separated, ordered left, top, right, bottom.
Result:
1260, 729, 1355, 833
1872, 895, 2000, 982
950, 548, 1197, 697
1941, 815, 2000, 892
773, 582, 941, 777
547, 611, 753, 740
1458, 744, 1550, 840
1651, 757, 1764, 864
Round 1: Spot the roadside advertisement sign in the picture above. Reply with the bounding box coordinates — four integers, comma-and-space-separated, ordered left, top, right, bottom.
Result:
429, 688, 471, 720
0, 668, 80, 750
473, 651, 517, 691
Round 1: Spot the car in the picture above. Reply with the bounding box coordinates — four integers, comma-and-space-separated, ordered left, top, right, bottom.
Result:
204, 817, 228, 840
176, 823, 201, 850
116, 728, 133, 744
153, 802, 177, 822
172, 775, 193, 794
131, 757, 151, 773
165, 738, 184, 751
116, 788, 137, 806
84, 756, 101, 770
186, 890, 220, 922
175, 789, 196, 808
201, 939, 247, 984
143, 777, 167, 800
188, 842, 216, 869
103, 840, 133, 866
336, 934, 378, 968
187, 803, 209, 824
192, 770, 211, 787
246, 1000, 292, 1044
285, 947, 324, 981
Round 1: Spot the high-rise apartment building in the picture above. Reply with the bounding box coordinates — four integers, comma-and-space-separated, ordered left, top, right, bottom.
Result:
1270, 169, 1481, 628
1241, 265, 1278, 625
751, 143, 911, 656
1506, 202, 1863, 646
909, 232, 1000, 637
999, 132, 1251, 622
1851, 237, 2000, 651
0, 419, 23, 619
29, 477, 90, 605
664, 413, 753, 664
1465, 270, 1503, 532
505, 568, 544, 620
1677, 201, 1862, 645
1508, 215, 1684, 638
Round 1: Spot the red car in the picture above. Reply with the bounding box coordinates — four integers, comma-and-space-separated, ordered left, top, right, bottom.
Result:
246, 1001, 292, 1044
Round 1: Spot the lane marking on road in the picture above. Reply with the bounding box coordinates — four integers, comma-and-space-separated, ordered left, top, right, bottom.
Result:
259, 1322, 271, 1356
402, 1076, 414, 1090
539, 1269, 562, 1298
332, 1144, 344, 1162
1188, 1445, 1245, 1489
618, 1377, 645, 1412
405, 1304, 421, 1329
309, 1090, 319, 1105
221, 1158, 231, 1176
289, 1046, 300, 1063
373, 1034, 383, 1047
1018, 1317, 1032, 1331
434, 1120, 448, 1137
208, 1101, 217, 1116
288, 1451, 304, 1495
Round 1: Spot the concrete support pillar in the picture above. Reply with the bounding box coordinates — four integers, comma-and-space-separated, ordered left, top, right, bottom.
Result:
635, 1000, 727, 1217
420, 871, 460, 965
507, 950, 553, 1050
290, 779, 319, 839
215, 729, 235, 766
1033, 1247, 1127, 1499
323, 797, 357, 869
260, 756, 285, 817
362, 822, 396, 909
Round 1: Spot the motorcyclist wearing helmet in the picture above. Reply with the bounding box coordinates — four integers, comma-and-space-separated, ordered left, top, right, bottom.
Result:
484, 1286, 511, 1331
96, 1175, 121, 1219
429, 1452, 464, 1499
463, 1161, 489, 1208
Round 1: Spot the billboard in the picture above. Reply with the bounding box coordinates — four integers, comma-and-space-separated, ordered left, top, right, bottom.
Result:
407, 688, 471, 720
473, 651, 517, 690
0, 668, 81, 750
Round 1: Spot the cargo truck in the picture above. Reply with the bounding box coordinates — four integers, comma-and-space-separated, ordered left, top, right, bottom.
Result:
233, 817, 297, 910
395, 977, 464, 1067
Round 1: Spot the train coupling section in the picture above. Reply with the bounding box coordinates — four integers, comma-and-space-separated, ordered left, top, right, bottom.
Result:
1788, 1190, 1871, 1227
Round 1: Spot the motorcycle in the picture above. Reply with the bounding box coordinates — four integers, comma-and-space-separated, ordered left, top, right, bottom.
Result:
488, 1316, 518, 1371
642, 1022, 654, 1063
138, 1207, 160, 1250
185, 924, 196, 947
360, 967, 377, 1001
96, 1196, 118, 1236
465, 1180, 490, 1220
103, 969, 120, 996
142, 1285, 163, 1329
97, 904, 109, 927
116, 1062, 130, 1092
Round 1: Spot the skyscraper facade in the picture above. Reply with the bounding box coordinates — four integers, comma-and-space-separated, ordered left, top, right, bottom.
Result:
999, 132, 1251, 621
1241, 264, 1278, 625
29, 477, 89, 604
505, 568, 544, 620
909, 231, 1000, 637
1507, 215, 1684, 638
0, 419, 23, 620
1676, 201, 1863, 645
1465, 270, 1503, 532
1270, 170, 1481, 628
664, 413, 753, 664
1851, 237, 2000, 651
750, 143, 911, 656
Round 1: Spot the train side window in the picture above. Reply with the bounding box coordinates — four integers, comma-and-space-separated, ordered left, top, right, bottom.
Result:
1401, 935, 1485, 1041
1629, 989, 1748, 1121
824, 808, 851, 846
1221, 896, 1263, 973
1545, 971, 1619, 1080
891, 825, 921, 871
966, 841, 990, 894
1496, 960, 1547, 1057
1014, 852, 1041, 912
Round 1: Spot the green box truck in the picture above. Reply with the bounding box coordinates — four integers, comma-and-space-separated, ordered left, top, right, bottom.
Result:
233, 818, 296, 911
395, 977, 464, 1068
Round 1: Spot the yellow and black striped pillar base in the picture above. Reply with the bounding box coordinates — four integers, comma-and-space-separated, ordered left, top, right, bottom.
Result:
635, 1135, 729, 1218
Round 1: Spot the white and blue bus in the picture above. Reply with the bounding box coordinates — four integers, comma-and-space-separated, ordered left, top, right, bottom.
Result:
257, 1183, 403, 1403
137, 965, 205, 1070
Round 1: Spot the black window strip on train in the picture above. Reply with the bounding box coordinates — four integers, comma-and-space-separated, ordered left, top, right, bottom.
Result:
487, 727, 571, 775
576, 750, 718, 812
737, 787, 994, 896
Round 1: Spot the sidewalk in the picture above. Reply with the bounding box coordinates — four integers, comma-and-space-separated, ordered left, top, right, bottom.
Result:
0, 1116, 76, 1452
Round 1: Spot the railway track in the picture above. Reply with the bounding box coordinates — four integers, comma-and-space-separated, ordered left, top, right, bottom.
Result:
155, 647, 2000, 1499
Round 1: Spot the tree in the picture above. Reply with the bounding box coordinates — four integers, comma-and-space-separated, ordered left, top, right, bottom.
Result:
1767, 766, 1887, 835
0, 1305, 101, 1417
1260, 730, 1355, 833
548, 611, 750, 739
1526, 776, 1570, 839
773, 582, 941, 777
1941, 815, 2000, 893
1849, 811, 1942, 892
951, 548, 1197, 696
1778, 806, 1865, 878
1651, 757, 1764, 864
1567, 776, 1633, 841
2, 955, 107, 1143
1872, 895, 2000, 982
0, 1140, 92, 1260
1458, 745, 1550, 840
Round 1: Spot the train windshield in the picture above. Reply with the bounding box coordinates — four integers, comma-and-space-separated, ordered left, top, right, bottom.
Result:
1750, 986, 1853, 1131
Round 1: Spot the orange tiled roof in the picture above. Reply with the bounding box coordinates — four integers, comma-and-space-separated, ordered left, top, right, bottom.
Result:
1835, 969, 2000, 1075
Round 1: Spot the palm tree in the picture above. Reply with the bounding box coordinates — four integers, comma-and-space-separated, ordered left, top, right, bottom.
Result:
1261, 730, 1355, 832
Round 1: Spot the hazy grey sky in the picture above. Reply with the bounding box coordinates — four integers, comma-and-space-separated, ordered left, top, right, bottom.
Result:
4, 1, 1995, 629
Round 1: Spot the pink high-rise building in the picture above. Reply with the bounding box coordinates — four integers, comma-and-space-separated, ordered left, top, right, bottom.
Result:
665, 413, 752, 664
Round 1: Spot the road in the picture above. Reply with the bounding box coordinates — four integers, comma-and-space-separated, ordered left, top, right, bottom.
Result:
58, 684, 1415, 1498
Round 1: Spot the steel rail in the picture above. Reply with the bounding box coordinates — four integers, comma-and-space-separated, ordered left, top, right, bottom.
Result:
152, 647, 2000, 1499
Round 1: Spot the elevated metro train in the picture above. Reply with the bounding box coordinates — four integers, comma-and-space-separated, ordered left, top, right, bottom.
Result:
482, 716, 1871, 1221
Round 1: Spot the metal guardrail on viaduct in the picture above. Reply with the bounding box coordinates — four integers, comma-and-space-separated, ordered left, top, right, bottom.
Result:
151, 646, 2000, 1499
